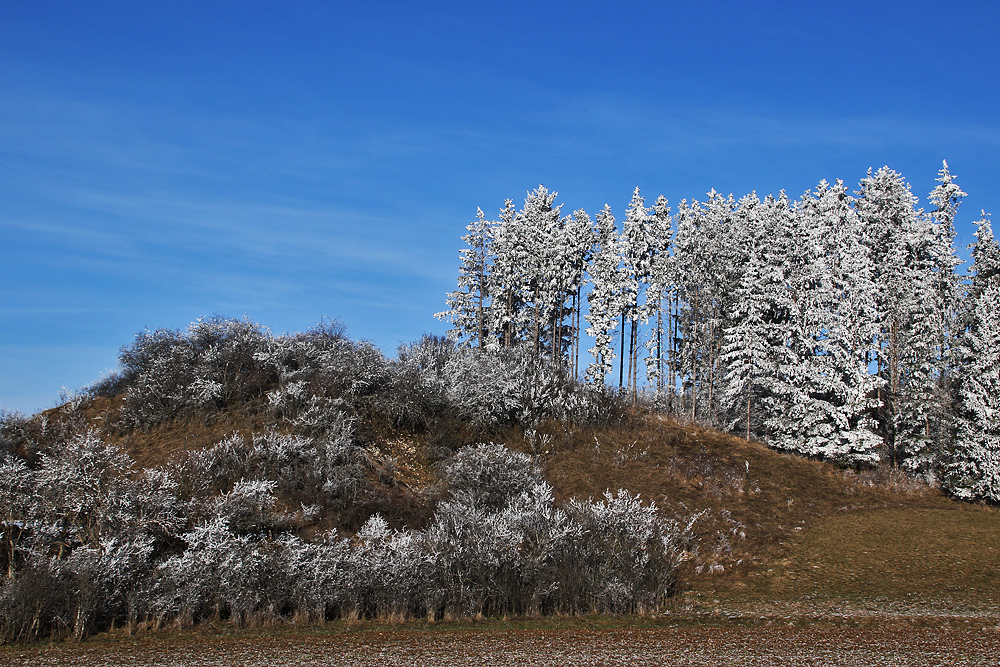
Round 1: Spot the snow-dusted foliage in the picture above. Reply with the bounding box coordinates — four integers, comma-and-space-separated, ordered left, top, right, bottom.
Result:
0, 431, 183, 642
418, 443, 696, 617
437, 187, 595, 368
585, 205, 621, 386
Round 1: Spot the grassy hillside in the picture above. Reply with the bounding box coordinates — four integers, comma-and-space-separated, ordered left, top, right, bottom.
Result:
35, 388, 1000, 613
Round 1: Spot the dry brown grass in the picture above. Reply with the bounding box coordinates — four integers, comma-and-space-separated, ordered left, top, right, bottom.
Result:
742, 505, 1000, 608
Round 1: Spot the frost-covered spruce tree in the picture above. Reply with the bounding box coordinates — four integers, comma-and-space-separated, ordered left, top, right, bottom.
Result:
702, 191, 742, 424
619, 187, 656, 397
923, 161, 967, 471
769, 181, 881, 462
585, 205, 621, 385
720, 193, 787, 440
721, 248, 775, 440
644, 195, 674, 397
485, 198, 526, 349
856, 166, 939, 468
947, 213, 1000, 500
543, 208, 594, 368
436, 207, 493, 348
517, 186, 565, 360
947, 279, 1000, 500
673, 192, 737, 422
563, 209, 596, 377
967, 212, 1000, 303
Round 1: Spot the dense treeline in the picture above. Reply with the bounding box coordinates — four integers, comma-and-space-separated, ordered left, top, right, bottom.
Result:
0, 319, 699, 642
437, 163, 1000, 500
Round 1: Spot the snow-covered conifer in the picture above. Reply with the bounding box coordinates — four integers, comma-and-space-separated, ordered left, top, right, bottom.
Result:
436, 207, 492, 347
947, 280, 1000, 500
644, 195, 674, 396
585, 205, 620, 385
856, 166, 938, 468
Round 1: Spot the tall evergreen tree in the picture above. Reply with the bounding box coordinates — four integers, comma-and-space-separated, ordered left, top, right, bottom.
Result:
947, 279, 1000, 500
721, 242, 781, 440
620, 188, 656, 398
564, 209, 596, 377
856, 166, 936, 468
923, 161, 967, 475
585, 205, 620, 385
518, 186, 564, 359
769, 181, 881, 462
644, 195, 674, 397
436, 208, 493, 347
947, 212, 1000, 499
486, 198, 524, 350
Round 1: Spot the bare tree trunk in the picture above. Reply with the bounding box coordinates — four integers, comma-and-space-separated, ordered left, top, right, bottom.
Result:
575, 285, 582, 379
534, 285, 541, 359
655, 290, 663, 396
746, 389, 751, 441
670, 292, 678, 414
630, 317, 638, 403
619, 312, 626, 390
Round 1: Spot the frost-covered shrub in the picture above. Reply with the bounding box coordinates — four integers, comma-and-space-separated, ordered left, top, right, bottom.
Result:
33, 431, 135, 547
0, 433, 184, 641
382, 337, 619, 431
268, 324, 388, 403
117, 317, 277, 429
346, 514, 430, 618
423, 443, 695, 617
443, 442, 544, 511
277, 533, 353, 620
210, 479, 283, 535
171, 425, 364, 519
0, 412, 31, 459
377, 335, 453, 429
2, 436, 699, 638
562, 490, 699, 612
154, 517, 276, 624
0, 553, 72, 643
423, 478, 574, 617
65, 534, 155, 639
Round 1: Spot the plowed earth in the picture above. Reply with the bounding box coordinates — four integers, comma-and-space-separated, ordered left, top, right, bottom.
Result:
5, 622, 999, 666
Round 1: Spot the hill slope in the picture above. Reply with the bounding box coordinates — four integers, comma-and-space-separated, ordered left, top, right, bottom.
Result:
28, 392, 999, 613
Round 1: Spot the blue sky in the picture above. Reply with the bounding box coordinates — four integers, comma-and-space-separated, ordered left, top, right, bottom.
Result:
2, 1, 998, 415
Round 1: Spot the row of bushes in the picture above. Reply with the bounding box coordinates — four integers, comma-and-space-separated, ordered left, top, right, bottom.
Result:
87, 317, 627, 435
1, 436, 698, 642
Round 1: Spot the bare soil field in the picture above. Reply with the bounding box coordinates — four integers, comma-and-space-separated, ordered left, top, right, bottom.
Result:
4, 620, 1000, 666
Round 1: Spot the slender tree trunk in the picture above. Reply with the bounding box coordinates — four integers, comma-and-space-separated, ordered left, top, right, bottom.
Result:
691, 291, 699, 422
476, 279, 485, 349
534, 285, 541, 359
889, 318, 900, 467
575, 285, 582, 379
619, 312, 626, 390
746, 389, 751, 441
505, 289, 514, 347
670, 292, 678, 414
630, 317, 638, 403
655, 291, 663, 396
